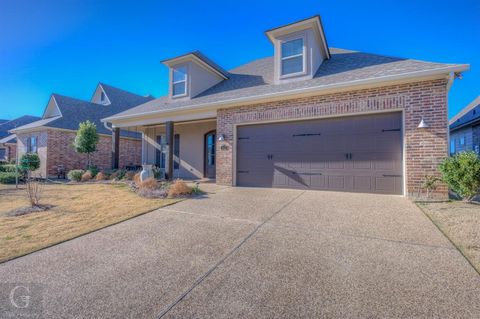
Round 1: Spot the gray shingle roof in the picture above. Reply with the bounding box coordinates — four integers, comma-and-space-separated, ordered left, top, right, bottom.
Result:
0, 115, 40, 138
450, 102, 480, 131
12, 84, 153, 136
108, 48, 466, 120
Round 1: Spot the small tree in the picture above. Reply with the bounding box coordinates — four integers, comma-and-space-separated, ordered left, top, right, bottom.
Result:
439, 151, 480, 202
20, 153, 42, 207
73, 120, 99, 167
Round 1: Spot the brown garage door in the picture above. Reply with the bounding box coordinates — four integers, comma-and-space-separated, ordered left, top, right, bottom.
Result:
236, 112, 403, 195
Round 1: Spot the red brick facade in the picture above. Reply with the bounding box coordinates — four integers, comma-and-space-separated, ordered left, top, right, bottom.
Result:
217, 79, 449, 199
17, 129, 141, 177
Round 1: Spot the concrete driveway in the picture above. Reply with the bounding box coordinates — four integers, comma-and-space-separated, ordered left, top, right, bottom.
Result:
1, 186, 479, 318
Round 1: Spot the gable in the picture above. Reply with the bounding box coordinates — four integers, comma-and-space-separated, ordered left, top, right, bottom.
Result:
91, 84, 111, 105
42, 95, 62, 118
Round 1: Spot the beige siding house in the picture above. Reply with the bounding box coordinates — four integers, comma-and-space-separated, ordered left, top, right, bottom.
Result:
103, 15, 469, 199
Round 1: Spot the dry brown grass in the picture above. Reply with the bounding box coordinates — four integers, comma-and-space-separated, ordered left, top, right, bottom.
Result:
0, 183, 179, 262
168, 179, 192, 198
419, 201, 480, 273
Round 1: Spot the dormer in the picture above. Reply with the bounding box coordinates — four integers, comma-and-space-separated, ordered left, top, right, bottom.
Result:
91, 84, 111, 105
162, 51, 229, 100
265, 15, 330, 84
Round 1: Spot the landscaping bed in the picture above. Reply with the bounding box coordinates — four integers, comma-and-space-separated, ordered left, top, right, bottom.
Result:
418, 201, 480, 273
0, 183, 182, 263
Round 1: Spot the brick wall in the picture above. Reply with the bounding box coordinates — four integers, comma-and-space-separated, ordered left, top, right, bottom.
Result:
217, 79, 449, 199
7, 144, 16, 162
46, 130, 141, 176
17, 129, 141, 177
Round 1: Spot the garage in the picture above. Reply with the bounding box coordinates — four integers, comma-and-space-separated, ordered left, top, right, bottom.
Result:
236, 112, 403, 195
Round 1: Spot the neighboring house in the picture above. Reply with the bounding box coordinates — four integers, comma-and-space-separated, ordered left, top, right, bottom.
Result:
0, 115, 40, 162
11, 83, 153, 178
449, 96, 480, 155
103, 15, 469, 199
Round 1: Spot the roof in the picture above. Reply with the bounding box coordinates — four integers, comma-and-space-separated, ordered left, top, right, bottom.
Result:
0, 115, 41, 138
450, 96, 480, 131
0, 134, 17, 144
0, 119, 8, 125
11, 84, 153, 136
161, 51, 229, 79
106, 48, 468, 122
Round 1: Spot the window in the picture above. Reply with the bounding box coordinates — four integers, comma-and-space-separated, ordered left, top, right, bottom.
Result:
450, 139, 456, 155
100, 91, 106, 103
281, 37, 304, 76
460, 136, 465, 145
27, 136, 38, 153
172, 66, 187, 97
0, 148, 6, 160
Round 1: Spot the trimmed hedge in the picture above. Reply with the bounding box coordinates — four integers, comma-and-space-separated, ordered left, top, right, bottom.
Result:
0, 172, 17, 184
0, 164, 17, 173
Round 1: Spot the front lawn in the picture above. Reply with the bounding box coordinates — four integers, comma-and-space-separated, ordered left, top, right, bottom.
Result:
419, 201, 480, 273
0, 183, 179, 262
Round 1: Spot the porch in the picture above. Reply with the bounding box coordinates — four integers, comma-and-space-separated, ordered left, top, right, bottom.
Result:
111, 119, 217, 180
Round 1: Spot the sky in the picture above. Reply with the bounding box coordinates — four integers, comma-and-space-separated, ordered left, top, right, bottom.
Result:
0, 0, 478, 120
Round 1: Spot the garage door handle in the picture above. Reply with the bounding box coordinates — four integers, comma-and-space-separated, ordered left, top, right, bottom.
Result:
238, 170, 249, 174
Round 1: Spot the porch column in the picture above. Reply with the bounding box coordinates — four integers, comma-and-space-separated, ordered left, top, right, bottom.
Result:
165, 121, 174, 180
112, 127, 120, 169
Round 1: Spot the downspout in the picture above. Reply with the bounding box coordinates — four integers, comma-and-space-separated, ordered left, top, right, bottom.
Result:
446, 72, 458, 156
103, 121, 113, 132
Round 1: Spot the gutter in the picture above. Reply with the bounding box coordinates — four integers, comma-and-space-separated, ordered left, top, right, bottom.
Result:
102, 64, 470, 123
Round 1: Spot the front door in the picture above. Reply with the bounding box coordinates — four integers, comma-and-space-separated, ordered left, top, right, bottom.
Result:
205, 131, 216, 179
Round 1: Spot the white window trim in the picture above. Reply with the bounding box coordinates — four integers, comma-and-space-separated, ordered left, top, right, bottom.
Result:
279, 34, 307, 79
172, 65, 189, 98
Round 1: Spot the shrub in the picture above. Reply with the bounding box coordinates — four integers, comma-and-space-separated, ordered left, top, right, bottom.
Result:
81, 171, 93, 182
87, 165, 99, 177
0, 164, 17, 173
95, 172, 108, 181
139, 177, 158, 190
67, 169, 85, 182
0, 172, 17, 184
133, 172, 141, 185
20, 153, 40, 172
123, 171, 136, 181
110, 169, 126, 180
439, 151, 480, 202
168, 179, 192, 198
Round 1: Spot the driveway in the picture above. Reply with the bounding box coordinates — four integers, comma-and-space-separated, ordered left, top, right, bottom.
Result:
1, 186, 479, 318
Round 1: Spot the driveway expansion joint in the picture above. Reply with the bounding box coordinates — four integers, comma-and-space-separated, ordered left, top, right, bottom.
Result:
156, 191, 306, 318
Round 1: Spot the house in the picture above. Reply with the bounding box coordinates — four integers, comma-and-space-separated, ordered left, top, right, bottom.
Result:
102, 15, 468, 199
0, 115, 41, 162
449, 96, 480, 155
10, 83, 153, 178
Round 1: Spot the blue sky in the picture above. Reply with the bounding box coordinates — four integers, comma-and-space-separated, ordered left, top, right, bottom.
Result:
0, 0, 478, 120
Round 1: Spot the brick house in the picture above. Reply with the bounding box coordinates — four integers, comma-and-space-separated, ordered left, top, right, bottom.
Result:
449, 96, 480, 155
103, 15, 469, 199
0, 115, 40, 162
11, 83, 153, 178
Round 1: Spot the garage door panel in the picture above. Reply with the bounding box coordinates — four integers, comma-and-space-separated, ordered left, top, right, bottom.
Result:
236, 112, 403, 195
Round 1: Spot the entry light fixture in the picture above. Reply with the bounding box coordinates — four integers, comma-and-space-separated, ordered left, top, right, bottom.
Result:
418, 117, 429, 129
218, 134, 225, 141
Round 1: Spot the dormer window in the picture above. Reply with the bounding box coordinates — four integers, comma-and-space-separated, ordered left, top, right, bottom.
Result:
100, 91, 106, 103
172, 66, 188, 97
281, 37, 305, 77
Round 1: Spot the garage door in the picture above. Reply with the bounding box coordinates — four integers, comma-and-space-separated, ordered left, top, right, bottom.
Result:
236, 112, 403, 195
